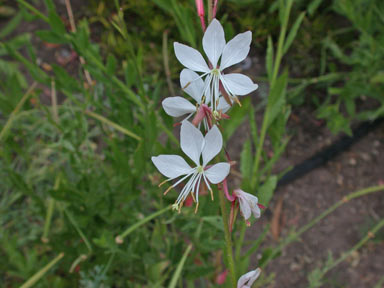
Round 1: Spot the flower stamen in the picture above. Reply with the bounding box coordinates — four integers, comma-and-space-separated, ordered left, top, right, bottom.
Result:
194, 202, 199, 214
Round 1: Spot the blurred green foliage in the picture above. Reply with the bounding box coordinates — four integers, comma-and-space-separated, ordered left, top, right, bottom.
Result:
0, 0, 383, 287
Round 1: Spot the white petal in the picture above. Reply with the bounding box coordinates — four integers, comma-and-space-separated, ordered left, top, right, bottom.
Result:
237, 269, 261, 288
162, 97, 196, 117
237, 270, 254, 288
152, 155, 192, 178
204, 162, 230, 184
222, 73, 258, 96
174, 42, 210, 73
217, 96, 231, 113
221, 31, 252, 70
248, 268, 261, 283
244, 193, 261, 218
203, 19, 226, 68
180, 120, 204, 165
238, 197, 252, 220
180, 69, 204, 102
202, 125, 223, 166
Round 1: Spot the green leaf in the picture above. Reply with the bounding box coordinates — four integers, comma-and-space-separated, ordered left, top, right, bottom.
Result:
308, 0, 322, 16
106, 54, 118, 75
266, 71, 288, 128
283, 12, 305, 55
268, 106, 291, 150
258, 176, 277, 207
240, 139, 253, 183
48, 12, 66, 35
371, 72, 384, 83
266, 36, 274, 81
0, 11, 23, 39
35, 30, 68, 44
249, 103, 258, 147
0, 33, 31, 56
43, 0, 56, 12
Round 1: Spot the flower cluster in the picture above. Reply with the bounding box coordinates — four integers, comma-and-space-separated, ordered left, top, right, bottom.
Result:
152, 19, 262, 219
152, 16, 264, 286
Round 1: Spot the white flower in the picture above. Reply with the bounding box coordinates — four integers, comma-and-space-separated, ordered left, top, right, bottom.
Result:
237, 268, 261, 288
152, 121, 230, 209
162, 69, 230, 119
173, 19, 258, 111
234, 189, 261, 221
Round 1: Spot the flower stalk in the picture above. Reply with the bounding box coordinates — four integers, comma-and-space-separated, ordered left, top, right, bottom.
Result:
218, 186, 237, 288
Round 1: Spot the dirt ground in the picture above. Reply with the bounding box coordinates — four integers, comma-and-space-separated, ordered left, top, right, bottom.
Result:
2, 1, 384, 287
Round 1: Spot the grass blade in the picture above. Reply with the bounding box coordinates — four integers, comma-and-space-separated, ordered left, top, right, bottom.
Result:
283, 11, 305, 55
0, 82, 37, 143
168, 244, 193, 288
116, 206, 172, 243
85, 110, 142, 141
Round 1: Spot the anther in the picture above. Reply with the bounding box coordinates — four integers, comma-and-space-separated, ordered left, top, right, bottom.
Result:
209, 188, 214, 201
159, 179, 168, 187
233, 96, 241, 106
183, 82, 191, 90
194, 202, 199, 214
164, 185, 174, 195
178, 201, 184, 213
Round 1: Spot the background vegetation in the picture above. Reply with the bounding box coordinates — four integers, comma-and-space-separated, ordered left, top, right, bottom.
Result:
0, 0, 383, 287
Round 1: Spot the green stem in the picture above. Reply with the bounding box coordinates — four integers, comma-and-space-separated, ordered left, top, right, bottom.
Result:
250, 0, 293, 189
20, 252, 64, 288
218, 188, 236, 288
17, 0, 49, 22
116, 206, 171, 242
207, 0, 213, 23
235, 222, 246, 261
63, 208, 93, 253
42, 198, 55, 243
42, 176, 61, 243
321, 218, 384, 277
260, 185, 384, 268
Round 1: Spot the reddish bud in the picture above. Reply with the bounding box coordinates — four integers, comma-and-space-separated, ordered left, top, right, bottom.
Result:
216, 269, 228, 285
195, 0, 205, 16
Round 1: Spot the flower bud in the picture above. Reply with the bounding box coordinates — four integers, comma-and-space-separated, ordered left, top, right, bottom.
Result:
237, 268, 261, 288
195, 0, 205, 16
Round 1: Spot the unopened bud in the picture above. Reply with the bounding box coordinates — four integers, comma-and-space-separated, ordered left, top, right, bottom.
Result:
195, 0, 204, 16
115, 236, 124, 244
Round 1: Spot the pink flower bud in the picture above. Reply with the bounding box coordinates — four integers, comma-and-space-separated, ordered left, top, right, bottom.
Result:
216, 269, 228, 285
195, 0, 205, 16
195, 0, 206, 31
